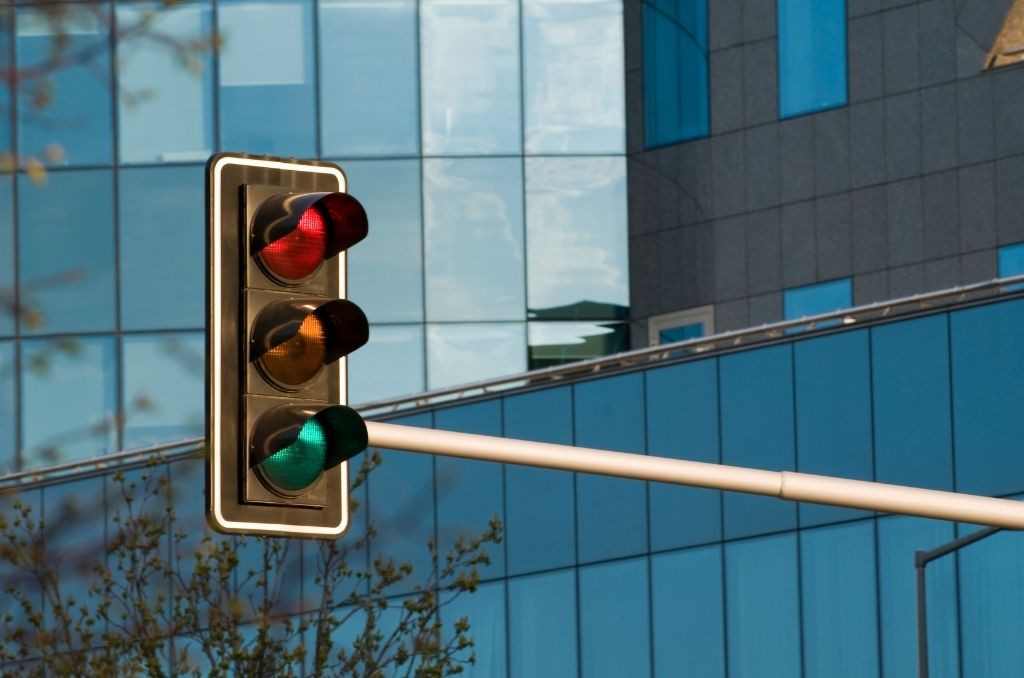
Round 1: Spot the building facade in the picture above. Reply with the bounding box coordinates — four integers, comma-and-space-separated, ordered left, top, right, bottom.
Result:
3, 0, 1024, 676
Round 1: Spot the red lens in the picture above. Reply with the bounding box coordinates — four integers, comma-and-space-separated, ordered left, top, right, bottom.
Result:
261, 206, 327, 281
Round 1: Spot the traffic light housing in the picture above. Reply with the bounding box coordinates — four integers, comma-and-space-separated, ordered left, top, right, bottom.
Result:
206, 153, 368, 538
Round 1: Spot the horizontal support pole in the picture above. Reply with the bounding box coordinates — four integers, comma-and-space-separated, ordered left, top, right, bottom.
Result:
365, 421, 1024, 530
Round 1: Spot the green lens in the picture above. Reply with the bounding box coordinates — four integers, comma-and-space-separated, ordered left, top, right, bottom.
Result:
258, 417, 327, 492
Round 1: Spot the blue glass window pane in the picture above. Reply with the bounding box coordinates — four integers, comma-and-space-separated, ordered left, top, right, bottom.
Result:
116, 2, 213, 164
778, 0, 847, 118
997, 242, 1024, 277
526, 157, 628, 320
424, 158, 525, 322
508, 570, 577, 677
574, 373, 647, 563
119, 165, 205, 331
651, 546, 725, 676
527, 321, 628, 369
0, 341, 13, 469
522, 0, 624, 154
426, 323, 526, 389
217, 0, 315, 157
0, 15, 10, 160
434, 401, 505, 579
0, 488, 41, 639
579, 557, 651, 678
420, 0, 521, 155
646, 359, 721, 549
442, 580, 506, 678
783, 277, 852, 320
643, 0, 708, 147
344, 159, 423, 324
950, 299, 1024, 496
801, 522, 879, 677
0, 177, 12, 337
877, 516, 959, 678
502, 387, 575, 574
16, 6, 113, 166
21, 335, 116, 467
725, 534, 801, 678
18, 170, 115, 335
367, 413, 435, 594
659, 322, 703, 344
720, 345, 796, 539
349, 324, 425, 405
871, 315, 953, 490
794, 330, 873, 526
320, 0, 418, 156
121, 332, 204, 448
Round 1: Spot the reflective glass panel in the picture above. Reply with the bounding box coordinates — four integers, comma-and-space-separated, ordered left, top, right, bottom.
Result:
871, 315, 953, 490
998, 242, 1024, 276
344, 159, 423, 324
579, 557, 651, 678
522, 0, 624, 154
348, 324, 425, 405
0, 13, 10, 160
434, 401, 505, 579
643, 0, 708, 147
121, 332, 204, 449
659, 322, 704, 344
20, 335, 116, 467
18, 170, 115, 335
651, 546, 725, 677
217, 0, 316, 157
527, 321, 628, 369
367, 412, 434, 594
574, 373, 647, 563
783, 277, 852, 320
794, 330, 873, 526
877, 516, 959, 678
508, 570, 578, 677
646, 359, 721, 549
420, 0, 521, 155
119, 165, 205, 331
0, 488, 40, 637
950, 299, 1024, 496
442, 580, 507, 678
0, 341, 13, 470
0, 177, 12, 337
320, 0, 418, 156
424, 158, 525, 322
525, 156, 628, 320
16, 6, 113, 166
725, 534, 801, 678
720, 345, 796, 539
801, 522, 879, 678
426, 322, 526, 389
777, 0, 847, 118
117, 2, 213, 164
502, 387, 575, 574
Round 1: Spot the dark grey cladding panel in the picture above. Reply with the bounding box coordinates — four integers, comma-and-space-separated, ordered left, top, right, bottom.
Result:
850, 100, 886, 189
848, 0, 882, 18
711, 47, 746, 134
814, 108, 850, 195
677, 139, 715, 224
885, 92, 922, 182
742, 0, 776, 43
924, 256, 962, 291
854, 271, 889, 306
628, 232, 659, 317
921, 84, 958, 173
623, 0, 643, 72
922, 169, 961, 260
779, 116, 815, 203
848, 13, 884, 103
744, 124, 780, 211
960, 249, 997, 283
888, 263, 926, 297
627, 156, 678, 237
958, 162, 997, 251
746, 208, 782, 294
709, 0, 743, 50
661, 223, 715, 310
715, 298, 750, 332
749, 291, 782, 326
884, 5, 921, 95
714, 214, 749, 300
996, 155, 1024, 245
626, 70, 645, 155
957, 76, 995, 165
956, 27, 987, 79
919, 0, 957, 87
743, 39, 778, 127
994, 67, 1024, 158
886, 178, 924, 267
815, 193, 853, 280
852, 186, 888, 274
712, 131, 747, 218
956, 0, 1010, 52
780, 200, 816, 287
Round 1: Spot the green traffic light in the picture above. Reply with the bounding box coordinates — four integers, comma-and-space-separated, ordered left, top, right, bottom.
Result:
258, 417, 327, 492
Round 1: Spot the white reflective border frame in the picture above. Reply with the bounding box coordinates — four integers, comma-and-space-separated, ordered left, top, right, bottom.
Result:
210, 155, 351, 537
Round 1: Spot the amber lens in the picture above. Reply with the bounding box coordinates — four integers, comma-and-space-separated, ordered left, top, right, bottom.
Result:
260, 314, 326, 386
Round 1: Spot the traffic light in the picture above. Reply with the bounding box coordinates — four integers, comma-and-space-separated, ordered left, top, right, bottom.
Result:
206, 153, 369, 538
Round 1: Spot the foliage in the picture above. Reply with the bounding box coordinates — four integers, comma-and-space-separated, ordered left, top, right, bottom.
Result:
0, 451, 502, 677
